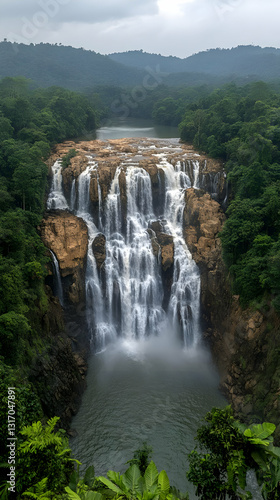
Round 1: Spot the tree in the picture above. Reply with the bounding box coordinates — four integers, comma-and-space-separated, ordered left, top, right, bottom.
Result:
17, 417, 74, 495
187, 407, 280, 499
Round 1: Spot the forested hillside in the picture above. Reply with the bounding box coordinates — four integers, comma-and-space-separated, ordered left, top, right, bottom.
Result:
0, 42, 144, 90
109, 45, 280, 81
1, 42, 280, 93
179, 81, 280, 310
0, 76, 97, 465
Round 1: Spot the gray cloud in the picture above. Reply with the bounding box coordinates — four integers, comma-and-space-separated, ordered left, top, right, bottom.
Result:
2, 0, 158, 24
1, 0, 279, 57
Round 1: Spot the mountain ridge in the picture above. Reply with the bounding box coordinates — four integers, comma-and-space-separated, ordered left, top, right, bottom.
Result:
1, 42, 280, 91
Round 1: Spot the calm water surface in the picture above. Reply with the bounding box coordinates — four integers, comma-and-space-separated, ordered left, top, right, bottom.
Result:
96, 118, 179, 140
70, 337, 226, 497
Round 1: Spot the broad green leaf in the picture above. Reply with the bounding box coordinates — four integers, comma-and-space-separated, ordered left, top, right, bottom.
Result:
158, 470, 170, 498
65, 486, 82, 500
247, 438, 270, 447
97, 476, 123, 494
123, 464, 141, 492
142, 491, 159, 500
251, 450, 269, 471
84, 465, 95, 487
68, 470, 80, 492
144, 461, 159, 490
267, 444, 280, 458
244, 422, 276, 443
85, 492, 103, 500
107, 470, 121, 486
271, 458, 280, 487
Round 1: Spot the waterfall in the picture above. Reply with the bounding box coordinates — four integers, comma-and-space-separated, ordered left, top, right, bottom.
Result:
47, 160, 69, 210
47, 141, 211, 351
76, 163, 108, 351
158, 157, 201, 347
50, 250, 64, 306
103, 166, 165, 341
70, 179, 76, 211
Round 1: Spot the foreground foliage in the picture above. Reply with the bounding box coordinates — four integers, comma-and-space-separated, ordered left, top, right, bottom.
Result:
1, 409, 280, 499
187, 406, 280, 499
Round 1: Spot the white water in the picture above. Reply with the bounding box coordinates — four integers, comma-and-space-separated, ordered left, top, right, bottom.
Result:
47, 140, 228, 497
47, 147, 205, 349
50, 250, 64, 307
47, 160, 69, 210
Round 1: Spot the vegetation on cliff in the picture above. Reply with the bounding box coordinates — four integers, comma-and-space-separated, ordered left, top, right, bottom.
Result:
179, 81, 280, 311
0, 76, 97, 478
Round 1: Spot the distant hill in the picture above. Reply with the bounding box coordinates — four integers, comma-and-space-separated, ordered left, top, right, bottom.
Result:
1, 42, 280, 92
0, 42, 145, 89
109, 46, 280, 81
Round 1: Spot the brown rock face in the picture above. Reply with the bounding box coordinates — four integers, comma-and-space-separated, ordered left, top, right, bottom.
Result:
41, 210, 88, 303
157, 233, 174, 271
183, 188, 227, 321
182, 188, 280, 439
92, 233, 106, 269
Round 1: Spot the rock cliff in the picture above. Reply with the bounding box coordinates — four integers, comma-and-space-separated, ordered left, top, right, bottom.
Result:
41, 210, 88, 304
183, 188, 228, 327
182, 190, 280, 439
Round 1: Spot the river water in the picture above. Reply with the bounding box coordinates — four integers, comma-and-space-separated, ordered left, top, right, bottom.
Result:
96, 117, 179, 140
68, 120, 227, 498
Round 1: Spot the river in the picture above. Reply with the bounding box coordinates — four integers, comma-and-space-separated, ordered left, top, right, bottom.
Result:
69, 120, 227, 498
96, 117, 180, 140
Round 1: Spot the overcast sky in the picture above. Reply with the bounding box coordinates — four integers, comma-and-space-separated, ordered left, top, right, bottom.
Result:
1, 0, 279, 58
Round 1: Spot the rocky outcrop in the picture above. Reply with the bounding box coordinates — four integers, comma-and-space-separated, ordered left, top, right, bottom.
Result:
182, 189, 280, 439
147, 221, 174, 308
26, 285, 87, 430
29, 333, 87, 428
92, 233, 106, 269
41, 210, 88, 304
183, 188, 228, 326
212, 297, 280, 440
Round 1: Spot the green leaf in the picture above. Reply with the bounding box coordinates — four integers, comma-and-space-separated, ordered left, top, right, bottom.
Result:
267, 444, 280, 458
247, 438, 270, 446
251, 450, 269, 471
123, 464, 141, 492
84, 466, 95, 488
144, 461, 159, 491
65, 486, 82, 500
244, 422, 276, 443
97, 476, 123, 494
158, 470, 170, 498
85, 492, 103, 500
107, 470, 121, 486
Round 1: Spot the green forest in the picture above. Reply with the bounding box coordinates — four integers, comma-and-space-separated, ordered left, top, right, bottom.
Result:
1, 69, 280, 498
0, 76, 97, 489
179, 81, 280, 310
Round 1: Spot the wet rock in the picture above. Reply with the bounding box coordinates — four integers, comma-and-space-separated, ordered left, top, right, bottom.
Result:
157, 233, 174, 271
41, 211, 88, 304
92, 233, 106, 269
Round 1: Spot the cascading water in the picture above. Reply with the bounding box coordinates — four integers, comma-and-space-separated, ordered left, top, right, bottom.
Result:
81, 155, 201, 349
50, 250, 64, 307
104, 165, 165, 341
47, 137, 227, 496
47, 160, 69, 210
47, 145, 204, 349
